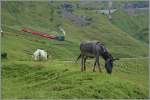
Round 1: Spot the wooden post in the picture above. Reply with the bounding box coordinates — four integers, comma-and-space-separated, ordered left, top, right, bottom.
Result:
108, 0, 112, 21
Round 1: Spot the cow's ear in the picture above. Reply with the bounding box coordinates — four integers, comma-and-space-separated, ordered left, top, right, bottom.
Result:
113, 58, 119, 61
99, 42, 105, 46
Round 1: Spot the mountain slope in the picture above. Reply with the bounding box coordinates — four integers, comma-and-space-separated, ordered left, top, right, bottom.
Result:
112, 10, 148, 43
1, 1, 148, 60
1, 1, 149, 99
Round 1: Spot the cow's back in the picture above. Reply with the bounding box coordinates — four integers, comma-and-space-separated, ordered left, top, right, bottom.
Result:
80, 41, 99, 57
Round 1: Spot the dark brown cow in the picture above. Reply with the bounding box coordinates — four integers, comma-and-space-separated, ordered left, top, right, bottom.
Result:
76, 41, 119, 74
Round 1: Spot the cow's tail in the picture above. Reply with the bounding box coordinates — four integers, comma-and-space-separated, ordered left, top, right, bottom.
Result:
75, 54, 81, 63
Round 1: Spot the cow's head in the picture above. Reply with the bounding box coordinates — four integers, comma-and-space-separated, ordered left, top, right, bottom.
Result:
105, 55, 119, 74
97, 43, 119, 74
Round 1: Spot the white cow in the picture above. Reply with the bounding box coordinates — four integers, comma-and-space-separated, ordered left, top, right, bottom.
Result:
32, 49, 48, 61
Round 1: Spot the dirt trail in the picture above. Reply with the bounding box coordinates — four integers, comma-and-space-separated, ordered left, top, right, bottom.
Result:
5, 57, 148, 64
62, 57, 149, 63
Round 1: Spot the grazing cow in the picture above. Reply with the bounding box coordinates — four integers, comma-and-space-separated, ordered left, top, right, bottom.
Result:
77, 41, 119, 74
32, 49, 48, 61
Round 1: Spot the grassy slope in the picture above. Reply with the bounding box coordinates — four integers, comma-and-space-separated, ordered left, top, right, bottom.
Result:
2, 58, 149, 99
1, 1, 149, 99
1, 1, 148, 59
112, 10, 149, 43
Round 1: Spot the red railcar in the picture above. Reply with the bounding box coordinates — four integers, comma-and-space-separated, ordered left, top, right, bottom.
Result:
21, 28, 57, 40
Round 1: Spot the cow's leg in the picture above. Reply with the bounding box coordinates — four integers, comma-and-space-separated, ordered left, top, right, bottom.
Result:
81, 55, 84, 72
97, 58, 101, 72
34, 55, 38, 61
93, 59, 96, 72
93, 53, 100, 72
95, 53, 101, 72
44, 55, 47, 60
39, 52, 41, 61
34, 56, 37, 60
84, 56, 87, 71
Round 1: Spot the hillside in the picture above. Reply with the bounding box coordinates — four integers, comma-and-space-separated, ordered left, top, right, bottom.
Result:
1, 1, 149, 99
1, 1, 148, 59
2, 58, 149, 99
112, 10, 149, 43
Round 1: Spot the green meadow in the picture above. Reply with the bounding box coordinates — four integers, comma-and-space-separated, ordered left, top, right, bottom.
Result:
1, 1, 149, 99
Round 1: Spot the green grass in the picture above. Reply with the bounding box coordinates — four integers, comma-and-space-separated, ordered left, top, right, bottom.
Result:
2, 58, 149, 99
112, 10, 148, 43
1, 1, 149, 99
2, 2, 148, 58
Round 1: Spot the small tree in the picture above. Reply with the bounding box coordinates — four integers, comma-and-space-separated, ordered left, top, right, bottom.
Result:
49, 7, 54, 22
1, 30, 3, 37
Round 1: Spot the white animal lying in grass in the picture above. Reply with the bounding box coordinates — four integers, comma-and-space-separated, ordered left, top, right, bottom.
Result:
32, 49, 48, 61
